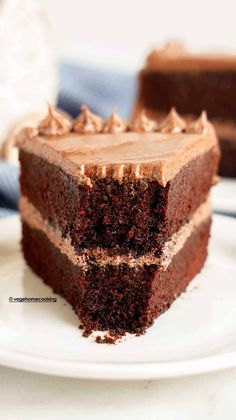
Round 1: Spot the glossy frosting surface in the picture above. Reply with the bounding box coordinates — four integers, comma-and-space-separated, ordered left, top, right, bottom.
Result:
49, 130, 213, 163
18, 127, 218, 186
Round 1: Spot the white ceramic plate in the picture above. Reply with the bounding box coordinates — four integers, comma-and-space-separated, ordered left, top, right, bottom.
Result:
212, 178, 236, 214
0, 214, 236, 380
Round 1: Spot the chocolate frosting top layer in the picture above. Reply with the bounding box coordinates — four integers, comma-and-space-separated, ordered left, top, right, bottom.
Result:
145, 41, 236, 72
18, 122, 218, 187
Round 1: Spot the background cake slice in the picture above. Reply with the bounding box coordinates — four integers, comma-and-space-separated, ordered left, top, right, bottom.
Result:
17, 106, 220, 336
133, 41, 236, 177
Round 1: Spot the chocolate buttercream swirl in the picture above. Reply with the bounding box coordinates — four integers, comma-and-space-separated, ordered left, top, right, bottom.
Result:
73, 105, 103, 134
23, 126, 39, 139
161, 40, 185, 55
103, 110, 128, 134
147, 41, 186, 66
132, 110, 157, 133
38, 104, 72, 136
159, 108, 186, 134
186, 111, 209, 135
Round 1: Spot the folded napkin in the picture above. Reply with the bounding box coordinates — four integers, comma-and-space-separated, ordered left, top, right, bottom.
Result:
0, 160, 19, 218
0, 62, 137, 218
58, 62, 137, 118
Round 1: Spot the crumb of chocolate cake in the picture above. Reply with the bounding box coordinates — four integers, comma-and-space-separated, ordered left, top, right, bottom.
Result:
95, 335, 115, 344
95, 332, 123, 345
81, 325, 124, 344
82, 328, 92, 338
135, 330, 145, 337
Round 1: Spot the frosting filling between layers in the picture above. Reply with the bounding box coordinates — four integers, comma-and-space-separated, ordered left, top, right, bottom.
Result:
20, 196, 211, 270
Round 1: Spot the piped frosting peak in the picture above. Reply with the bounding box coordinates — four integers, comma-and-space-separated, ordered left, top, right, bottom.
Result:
186, 111, 209, 135
73, 105, 103, 134
25, 104, 214, 145
158, 40, 186, 57
38, 104, 72, 136
147, 41, 186, 66
132, 110, 157, 133
159, 108, 186, 134
103, 110, 127, 134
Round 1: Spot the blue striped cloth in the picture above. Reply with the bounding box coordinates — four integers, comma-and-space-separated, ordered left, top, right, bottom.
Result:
0, 62, 137, 218
58, 62, 136, 119
0, 161, 19, 218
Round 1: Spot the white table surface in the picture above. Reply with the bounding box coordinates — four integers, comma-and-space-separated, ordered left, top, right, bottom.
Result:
0, 365, 236, 419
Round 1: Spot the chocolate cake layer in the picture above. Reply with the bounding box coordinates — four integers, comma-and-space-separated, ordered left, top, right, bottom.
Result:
22, 217, 211, 334
19, 147, 218, 256
213, 120, 236, 177
139, 70, 236, 120
218, 138, 236, 177
20, 197, 211, 269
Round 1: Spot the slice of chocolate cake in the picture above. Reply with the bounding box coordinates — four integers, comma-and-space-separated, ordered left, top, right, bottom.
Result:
133, 41, 236, 177
17, 105, 220, 336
